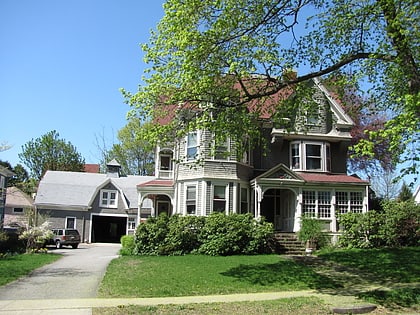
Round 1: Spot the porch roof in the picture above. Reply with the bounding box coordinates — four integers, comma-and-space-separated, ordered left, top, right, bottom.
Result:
137, 179, 174, 187
296, 172, 369, 184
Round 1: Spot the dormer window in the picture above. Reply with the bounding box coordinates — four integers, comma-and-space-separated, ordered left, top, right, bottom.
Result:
290, 141, 331, 172
100, 189, 118, 208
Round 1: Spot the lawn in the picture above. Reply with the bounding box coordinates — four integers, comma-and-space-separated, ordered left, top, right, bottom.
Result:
0, 253, 61, 286
98, 254, 340, 298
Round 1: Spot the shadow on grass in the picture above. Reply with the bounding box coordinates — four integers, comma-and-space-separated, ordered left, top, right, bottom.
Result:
220, 260, 343, 290
358, 287, 420, 308
317, 247, 420, 284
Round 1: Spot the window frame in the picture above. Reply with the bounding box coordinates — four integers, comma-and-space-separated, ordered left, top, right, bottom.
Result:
65, 216, 76, 229
240, 187, 249, 214
185, 185, 197, 215
212, 184, 227, 213
100, 189, 118, 208
302, 190, 332, 219
186, 131, 199, 161
290, 141, 331, 172
213, 135, 230, 160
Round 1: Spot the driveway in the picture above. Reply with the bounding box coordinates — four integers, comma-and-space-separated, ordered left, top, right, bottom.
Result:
0, 243, 120, 300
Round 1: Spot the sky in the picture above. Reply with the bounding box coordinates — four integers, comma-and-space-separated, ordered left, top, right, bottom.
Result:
0, 0, 165, 167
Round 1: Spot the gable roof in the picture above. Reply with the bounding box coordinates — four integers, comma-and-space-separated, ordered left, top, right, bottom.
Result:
296, 172, 369, 184
6, 187, 34, 208
34, 170, 154, 210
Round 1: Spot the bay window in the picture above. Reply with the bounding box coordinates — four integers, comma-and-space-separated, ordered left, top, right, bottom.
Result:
290, 141, 331, 172
186, 185, 197, 214
186, 131, 198, 160
213, 185, 226, 213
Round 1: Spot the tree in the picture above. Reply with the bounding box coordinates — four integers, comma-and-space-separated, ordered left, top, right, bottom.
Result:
19, 130, 85, 180
108, 118, 155, 175
124, 0, 419, 178
397, 182, 413, 201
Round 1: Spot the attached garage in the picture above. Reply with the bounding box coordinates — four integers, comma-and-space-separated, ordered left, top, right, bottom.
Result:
91, 215, 127, 243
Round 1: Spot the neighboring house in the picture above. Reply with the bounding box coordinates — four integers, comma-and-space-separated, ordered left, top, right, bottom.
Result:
34, 160, 154, 243
0, 166, 15, 229
414, 185, 420, 204
4, 187, 34, 229
138, 77, 370, 235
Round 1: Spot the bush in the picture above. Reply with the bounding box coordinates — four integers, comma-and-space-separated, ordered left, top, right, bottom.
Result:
297, 215, 324, 249
338, 200, 420, 248
19, 221, 53, 253
198, 213, 273, 256
120, 235, 135, 255
133, 213, 273, 256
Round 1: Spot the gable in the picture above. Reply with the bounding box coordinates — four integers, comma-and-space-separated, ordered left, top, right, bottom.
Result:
253, 164, 304, 182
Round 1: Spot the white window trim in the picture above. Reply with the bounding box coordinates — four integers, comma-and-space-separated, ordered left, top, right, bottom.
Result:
290, 141, 331, 172
185, 183, 198, 215
240, 187, 249, 214
213, 135, 230, 161
100, 189, 118, 208
212, 183, 228, 214
127, 217, 136, 231
186, 131, 200, 161
302, 190, 333, 219
65, 216, 76, 229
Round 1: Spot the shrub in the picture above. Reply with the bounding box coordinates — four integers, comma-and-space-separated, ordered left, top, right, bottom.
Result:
297, 215, 324, 249
19, 221, 53, 253
134, 213, 170, 255
338, 201, 420, 248
120, 235, 135, 255
381, 200, 420, 247
198, 213, 273, 256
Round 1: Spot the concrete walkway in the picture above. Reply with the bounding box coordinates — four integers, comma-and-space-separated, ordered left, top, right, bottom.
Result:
0, 290, 374, 314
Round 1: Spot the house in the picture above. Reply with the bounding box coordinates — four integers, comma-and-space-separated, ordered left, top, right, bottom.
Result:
137, 77, 370, 236
34, 160, 154, 243
414, 185, 420, 204
0, 165, 15, 229
4, 187, 34, 230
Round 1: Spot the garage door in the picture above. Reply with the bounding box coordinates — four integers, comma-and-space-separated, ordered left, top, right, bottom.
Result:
91, 215, 127, 243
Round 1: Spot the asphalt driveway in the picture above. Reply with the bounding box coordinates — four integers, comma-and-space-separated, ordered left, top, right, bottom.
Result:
0, 243, 120, 300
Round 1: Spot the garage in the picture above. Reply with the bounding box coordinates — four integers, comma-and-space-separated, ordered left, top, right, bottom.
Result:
91, 215, 127, 243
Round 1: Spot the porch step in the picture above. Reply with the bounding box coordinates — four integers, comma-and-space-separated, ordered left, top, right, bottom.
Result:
272, 232, 305, 255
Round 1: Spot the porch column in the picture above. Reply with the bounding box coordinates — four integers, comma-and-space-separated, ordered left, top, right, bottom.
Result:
294, 188, 302, 232
255, 184, 262, 219
331, 190, 337, 232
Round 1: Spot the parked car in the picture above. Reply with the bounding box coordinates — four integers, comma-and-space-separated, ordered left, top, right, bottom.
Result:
46, 229, 81, 249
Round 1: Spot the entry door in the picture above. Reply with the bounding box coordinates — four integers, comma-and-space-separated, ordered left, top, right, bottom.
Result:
157, 201, 170, 216
276, 190, 295, 232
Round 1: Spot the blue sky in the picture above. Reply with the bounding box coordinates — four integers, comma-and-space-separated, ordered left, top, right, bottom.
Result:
0, 0, 165, 166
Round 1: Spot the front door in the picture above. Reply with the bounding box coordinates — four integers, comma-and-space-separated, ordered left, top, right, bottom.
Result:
157, 200, 170, 216
261, 189, 295, 232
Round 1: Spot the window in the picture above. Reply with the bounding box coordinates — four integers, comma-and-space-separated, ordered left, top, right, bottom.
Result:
66, 217, 76, 229
186, 131, 198, 160
214, 136, 229, 160
213, 185, 226, 213
128, 217, 136, 230
318, 191, 331, 218
13, 208, 24, 213
160, 155, 172, 170
302, 190, 331, 218
240, 188, 249, 213
100, 190, 118, 208
186, 186, 197, 214
302, 191, 316, 217
290, 141, 331, 172
336, 191, 364, 213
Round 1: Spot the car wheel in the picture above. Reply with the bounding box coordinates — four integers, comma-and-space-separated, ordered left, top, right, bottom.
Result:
55, 240, 62, 249
71, 244, 79, 249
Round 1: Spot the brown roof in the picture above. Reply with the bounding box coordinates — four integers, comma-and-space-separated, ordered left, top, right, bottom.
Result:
296, 172, 368, 184
137, 180, 174, 187
84, 164, 100, 173
6, 187, 34, 208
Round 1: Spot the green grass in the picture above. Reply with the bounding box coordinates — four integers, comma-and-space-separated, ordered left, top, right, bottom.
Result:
0, 253, 61, 286
93, 296, 331, 315
318, 247, 420, 283
98, 254, 340, 298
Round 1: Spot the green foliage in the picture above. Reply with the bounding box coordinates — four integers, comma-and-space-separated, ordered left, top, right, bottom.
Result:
297, 216, 324, 248
120, 235, 135, 256
107, 118, 155, 176
197, 213, 273, 256
19, 130, 85, 180
19, 221, 54, 253
133, 213, 273, 256
338, 201, 420, 248
358, 287, 420, 309
126, 0, 420, 178
397, 182, 413, 201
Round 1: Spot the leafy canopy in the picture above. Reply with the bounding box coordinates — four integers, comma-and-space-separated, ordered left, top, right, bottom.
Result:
125, 0, 419, 177
19, 130, 85, 180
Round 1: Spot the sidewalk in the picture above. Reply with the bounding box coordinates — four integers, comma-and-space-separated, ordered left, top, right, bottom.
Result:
0, 290, 373, 314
